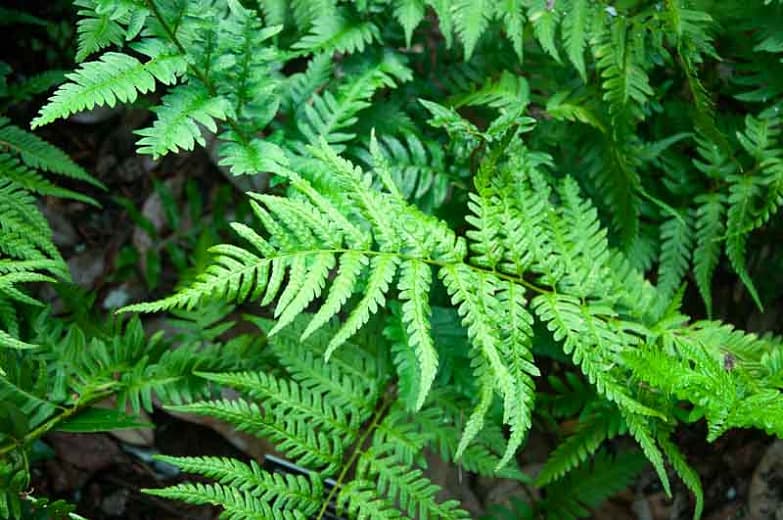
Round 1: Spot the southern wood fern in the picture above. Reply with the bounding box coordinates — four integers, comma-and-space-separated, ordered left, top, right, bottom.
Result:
5, 0, 783, 518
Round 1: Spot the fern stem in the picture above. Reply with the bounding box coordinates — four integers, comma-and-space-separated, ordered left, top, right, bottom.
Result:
251, 247, 552, 296
315, 387, 395, 520
0, 388, 115, 457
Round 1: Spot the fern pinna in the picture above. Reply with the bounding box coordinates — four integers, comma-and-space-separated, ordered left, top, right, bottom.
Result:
9, 0, 783, 518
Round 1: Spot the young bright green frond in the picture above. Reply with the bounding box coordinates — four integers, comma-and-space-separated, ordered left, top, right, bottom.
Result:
73, 0, 127, 62
135, 83, 229, 158
32, 51, 186, 128
398, 260, 437, 410
326, 254, 398, 359
0, 328, 36, 350
301, 251, 367, 341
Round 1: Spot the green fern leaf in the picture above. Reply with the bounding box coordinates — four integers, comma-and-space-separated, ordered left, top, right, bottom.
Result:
169, 398, 344, 472
658, 436, 704, 520
325, 254, 399, 359
359, 450, 470, 519
339, 480, 405, 519
528, 0, 561, 61
535, 406, 623, 486
657, 213, 693, 300
0, 118, 102, 186
495, 0, 525, 61
692, 193, 725, 316
74, 0, 126, 62
622, 412, 671, 496
271, 252, 335, 336
726, 175, 763, 309
145, 482, 307, 520
454, 0, 491, 60
218, 137, 288, 176
152, 455, 323, 515
32, 51, 185, 128
394, 0, 426, 47
398, 260, 437, 410
135, 83, 230, 158
292, 11, 379, 55
0, 329, 36, 350
562, 0, 589, 81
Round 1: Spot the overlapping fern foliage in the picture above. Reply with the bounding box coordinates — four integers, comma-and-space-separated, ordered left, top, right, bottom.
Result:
4, 0, 783, 518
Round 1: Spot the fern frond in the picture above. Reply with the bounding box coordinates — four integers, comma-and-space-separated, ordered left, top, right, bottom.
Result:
535, 405, 623, 486
658, 435, 704, 520
540, 449, 647, 520
454, 0, 491, 60
495, 0, 525, 61
726, 174, 763, 308
562, 0, 590, 81
657, 213, 693, 300
135, 83, 229, 158
145, 482, 307, 520
325, 253, 398, 359
151, 455, 323, 515
296, 53, 411, 149
692, 193, 725, 316
0, 154, 98, 206
257, 316, 380, 411
338, 480, 404, 520
195, 370, 355, 433
357, 449, 470, 519
394, 0, 426, 48
168, 399, 344, 473
32, 50, 186, 128
398, 260, 437, 410
532, 293, 656, 419
0, 118, 102, 186
73, 0, 127, 63
292, 10, 379, 55
622, 411, 671, 496
527, 0, 561, 61
593, 18, 653, 119
0, 328, 36, 350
